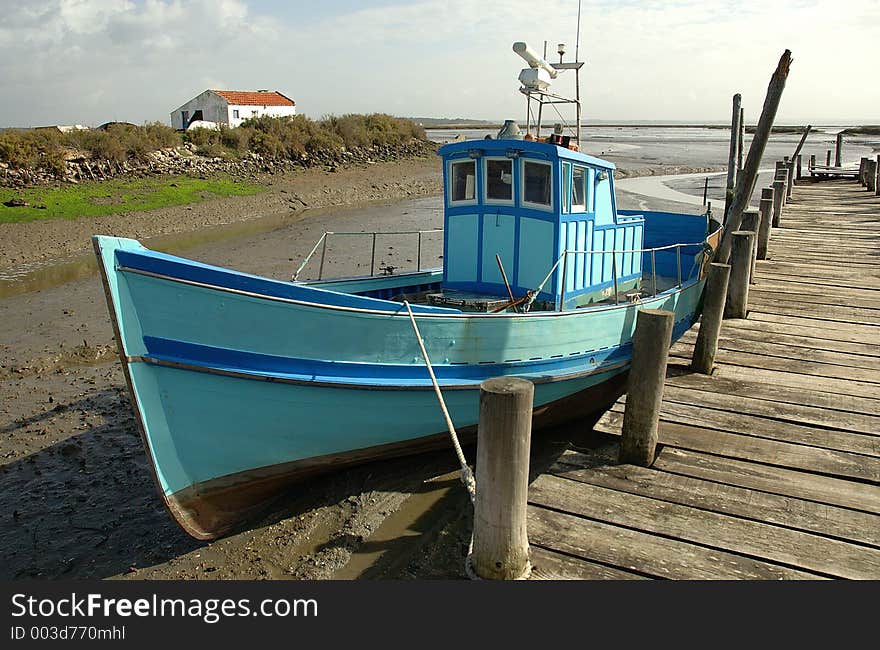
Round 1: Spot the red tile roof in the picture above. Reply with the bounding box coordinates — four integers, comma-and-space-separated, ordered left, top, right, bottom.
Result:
212, 90, 295, 107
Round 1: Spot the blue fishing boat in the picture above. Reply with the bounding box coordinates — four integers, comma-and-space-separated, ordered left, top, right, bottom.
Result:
93, 42, 720, 539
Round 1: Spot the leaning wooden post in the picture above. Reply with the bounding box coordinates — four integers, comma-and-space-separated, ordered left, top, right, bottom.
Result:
835, 133, 843, 167
791, 125, 812, 161
725, 232, 754, 319
772, 179, 785, 227
620, 309, 674, 466
715, 50, 792, 264
724, 93, 742, 223
691, 263, 731, 374
741, 210, 759, 283
757, 194, 773, 260
471, 377, 533, 580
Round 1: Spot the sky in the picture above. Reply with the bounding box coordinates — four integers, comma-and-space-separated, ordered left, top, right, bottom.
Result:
0, 0, 878, 128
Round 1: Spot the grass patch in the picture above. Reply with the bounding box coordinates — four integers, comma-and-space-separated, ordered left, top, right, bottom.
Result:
0, 175, 264, 224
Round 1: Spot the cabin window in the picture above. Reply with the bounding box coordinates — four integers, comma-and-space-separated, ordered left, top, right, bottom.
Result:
450, 160, 476, 203
572, 166, 587, 212
484, 158, 513, 203
522, 160, 552, 209
561, 163, 571, 213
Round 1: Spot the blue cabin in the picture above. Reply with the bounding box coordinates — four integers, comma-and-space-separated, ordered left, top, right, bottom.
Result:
436, 139, 644, 311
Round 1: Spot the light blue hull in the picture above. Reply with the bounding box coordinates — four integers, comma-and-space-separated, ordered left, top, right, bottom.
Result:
93, 233, 709, 539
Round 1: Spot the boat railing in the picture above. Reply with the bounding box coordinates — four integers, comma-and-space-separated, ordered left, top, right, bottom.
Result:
293, 229, 444, 281
539, 241, 709, 310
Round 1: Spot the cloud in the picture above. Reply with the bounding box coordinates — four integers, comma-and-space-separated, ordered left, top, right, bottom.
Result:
0, 0, 876, 127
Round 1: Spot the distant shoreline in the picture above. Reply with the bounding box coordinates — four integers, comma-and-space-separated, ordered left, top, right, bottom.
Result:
424, 122, 823, 132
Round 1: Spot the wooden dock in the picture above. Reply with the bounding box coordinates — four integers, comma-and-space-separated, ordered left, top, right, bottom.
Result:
526, 178, 880, 580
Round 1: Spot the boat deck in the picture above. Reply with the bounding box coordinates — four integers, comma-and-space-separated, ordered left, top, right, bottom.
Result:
526, 178, 880, 579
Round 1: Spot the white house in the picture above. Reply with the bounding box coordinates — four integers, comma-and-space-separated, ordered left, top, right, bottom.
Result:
170, 89, 296, 130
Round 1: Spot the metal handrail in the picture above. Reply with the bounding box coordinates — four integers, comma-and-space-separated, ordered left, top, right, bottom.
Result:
292, 229, 443, 281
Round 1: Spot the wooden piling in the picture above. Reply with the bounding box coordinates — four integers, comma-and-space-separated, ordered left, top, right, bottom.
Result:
724, 94, 742, 222
757, 196, 773, 260
868, 158, 878, 194
875, 155, 880, 197
715, 50, 792, 264
835, 133, 843, 167
738, 107, 745, 174
772, 179, 785, 227
619, 309, 674, 466
796, 154, 802, 180
826, 150, 832, 167
786, 160, 795, 200
776, 165, 789, 207
471, 377, 534, 580
810, 154, 816, 174
691, 263, 731, 375
741, 210, 759, 283
859, 157, 869, 186
725, 231, 754, 319
791, 125, 812, 161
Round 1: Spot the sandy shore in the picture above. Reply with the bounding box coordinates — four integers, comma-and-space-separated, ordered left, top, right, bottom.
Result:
0, 154, 715, 580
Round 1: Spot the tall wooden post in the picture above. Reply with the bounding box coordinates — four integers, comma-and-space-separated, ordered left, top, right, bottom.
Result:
776, 165, 789, 207
826, 150, 832, 167
875, 155, 880, 197
620, 309, 674, 466
725, 232, 754, 319
860, 157, 870, 186
691, 263, 731, 375
835, 133, 843, 167
738, 107, 745, 174
758, 196, 773, 260
796, 154, 802, 180
786, 160, 795, 200
741, 210, 759, 284
772, 179, 785, 227
868, 159, 878, 194
810, 154, 816, 175
724, 94, 742, 223
471, 377, 534, 580
716, 50, 792, 264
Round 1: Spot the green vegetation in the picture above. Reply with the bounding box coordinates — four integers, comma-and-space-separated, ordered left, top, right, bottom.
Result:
0, 114, 428, 176
840, 126, 880, 136
0, 175, 263, 224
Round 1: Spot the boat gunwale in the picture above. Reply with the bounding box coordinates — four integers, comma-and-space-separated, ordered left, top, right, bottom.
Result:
116, 263, 703, 319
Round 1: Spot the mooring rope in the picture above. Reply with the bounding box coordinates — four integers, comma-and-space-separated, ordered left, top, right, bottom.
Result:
403, 301, 476, 504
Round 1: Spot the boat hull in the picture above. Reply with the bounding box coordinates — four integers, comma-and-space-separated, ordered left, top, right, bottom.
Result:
93, 235, 708, 539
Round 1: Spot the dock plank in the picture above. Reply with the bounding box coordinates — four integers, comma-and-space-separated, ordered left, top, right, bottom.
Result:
530, 475, 880, 579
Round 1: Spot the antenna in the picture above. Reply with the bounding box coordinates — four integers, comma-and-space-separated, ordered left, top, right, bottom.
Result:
575, 0, 581, 62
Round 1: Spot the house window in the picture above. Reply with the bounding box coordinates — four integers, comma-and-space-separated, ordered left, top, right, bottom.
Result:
572, 166, 587, 212
484, 158, 513, 202
233, 109, 240, 119
449, 160, 476, 203
522, 160, 552, 209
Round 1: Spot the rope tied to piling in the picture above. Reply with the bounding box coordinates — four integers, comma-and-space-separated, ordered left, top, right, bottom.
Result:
403, 301, 476, 504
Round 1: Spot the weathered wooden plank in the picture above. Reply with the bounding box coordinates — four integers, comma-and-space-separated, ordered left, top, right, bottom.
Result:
550, 455, 880, 548
675, 362, 880, 403
744, 311, 880, 339
745, 299, 880, 326
665, 371, 880, 418
526, 504, 819, 580
594, 413, 880, 483
671, 342, 880, 386
706, 316, 880, 349
752, 272, 877, 293
675, 333, 880, 372
657, 383, 879, 435
529, 474, 879, 579
653, 447, 880, 514
749, 288, 880, 311
528, 546, 648, 580
607, 400, 880, 457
